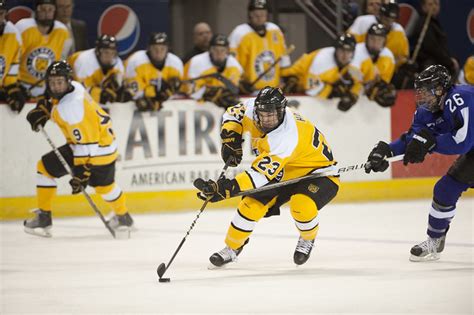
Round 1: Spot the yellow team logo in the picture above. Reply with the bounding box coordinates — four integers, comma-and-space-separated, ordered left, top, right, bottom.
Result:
0, 56, 5, 81
308, 184, 319, 194
254, 50, 275, 82
26, 47, 55, 78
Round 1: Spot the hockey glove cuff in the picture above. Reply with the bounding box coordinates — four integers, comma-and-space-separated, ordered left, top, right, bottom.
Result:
69, 165, 91, 194
403, 129, 436, 165
365, 141, 393, 173
193, 177, 241, 202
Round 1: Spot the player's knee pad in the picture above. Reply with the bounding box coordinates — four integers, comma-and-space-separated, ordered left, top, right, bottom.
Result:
433, 175, 469, 207
37, 160, 54, 178
289, 193, 318, 222
237, 196, 272, 221
95, 183, 123, 202
41, 144, 73, 178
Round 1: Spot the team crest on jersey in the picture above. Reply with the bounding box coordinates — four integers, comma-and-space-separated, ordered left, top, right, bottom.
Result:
0, 56, 5, 81
26, 47, 55, 78
254, 50, 276, 82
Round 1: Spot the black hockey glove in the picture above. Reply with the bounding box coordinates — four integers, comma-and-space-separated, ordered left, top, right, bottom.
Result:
204, 87, 239, 108
329, 73, 354, 99
193, 177, 240, 203
239, 80, 254, 95
156, 77, 181, 102
365, 141, 393, 173
337, 92, 358, 112
69, 164, 91, 194
282, 75, 299, 94
221, 129, 243, 167
135, 97, 161, 111
367, 80, 397, 108
5, 83, 26, 113
100, 74, 120, 104
26, 98, 52, 132
403, 129, 436, 165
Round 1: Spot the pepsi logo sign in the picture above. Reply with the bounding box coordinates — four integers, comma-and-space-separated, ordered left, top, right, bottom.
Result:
7, 6, 33, 24
98, 4, 140, 56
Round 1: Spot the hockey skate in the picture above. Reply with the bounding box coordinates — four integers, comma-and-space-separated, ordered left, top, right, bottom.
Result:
106, 212, 135, 239
24, 209, 52, 238
293, 237, 315, 265
409, 235, 446, 262
209, 238, 249, 268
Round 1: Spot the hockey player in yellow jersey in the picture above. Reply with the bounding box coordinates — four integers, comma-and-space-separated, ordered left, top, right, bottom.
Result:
282, 34, 362, 111
124, 32, 183, 111
363, 23, 397, 107
69, 34, 124, 106
184, 34, 242, 108
0, 0, 25, 113
348, 0, 408, 67
15, 0, 70, 98
194, 87, 339, 266
229, 0, 290, 94
24, 61, 133, 237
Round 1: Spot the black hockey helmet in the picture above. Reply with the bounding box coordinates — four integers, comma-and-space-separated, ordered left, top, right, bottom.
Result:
210, 34, 229, 47
414, 64, 452, 112
96, 34, 118, 50
367, 23, 388, 37
248, 0, 268, 11
46, 60, 73, 99
149, 32, 169, 46
334, 33, 356, 51
380, 0, 399, 19
254, 86, 287, 133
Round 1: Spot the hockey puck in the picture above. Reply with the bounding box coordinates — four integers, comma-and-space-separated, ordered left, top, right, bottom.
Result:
159, 278, 170, 283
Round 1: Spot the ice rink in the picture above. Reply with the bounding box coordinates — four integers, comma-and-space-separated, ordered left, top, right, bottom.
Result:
1, 198, 473, 314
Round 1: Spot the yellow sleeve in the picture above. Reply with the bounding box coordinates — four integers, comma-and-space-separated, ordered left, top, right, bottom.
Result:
377, 56, 395, 83
4, 35, 21, 86
463, 56, 474, 85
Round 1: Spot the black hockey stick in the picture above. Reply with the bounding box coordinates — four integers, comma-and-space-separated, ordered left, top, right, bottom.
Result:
157, 159, 232, 282
234, 155, 403, 197
183, 72, 239, 95
39, 126, 116, 238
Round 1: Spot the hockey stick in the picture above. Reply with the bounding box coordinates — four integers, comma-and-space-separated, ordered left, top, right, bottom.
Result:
235, 155, 403, 197
248, 44, 296, 88
39, 126, 116, 238
183, 72, 239, 95
157, 159, 232, 282
401, 9, 432, 89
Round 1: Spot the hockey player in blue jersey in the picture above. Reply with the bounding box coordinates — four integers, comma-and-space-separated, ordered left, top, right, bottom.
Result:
365, 64, 473, 262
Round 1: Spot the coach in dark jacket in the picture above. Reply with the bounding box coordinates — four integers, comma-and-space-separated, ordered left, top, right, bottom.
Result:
56, 0, 89, 55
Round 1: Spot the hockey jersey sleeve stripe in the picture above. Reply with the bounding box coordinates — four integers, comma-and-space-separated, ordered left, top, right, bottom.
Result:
101, 185, 122, 202
8, 63, 19, 75
36, 173, 57, 187
231, 212, 256, 233
453, 107, 469, 144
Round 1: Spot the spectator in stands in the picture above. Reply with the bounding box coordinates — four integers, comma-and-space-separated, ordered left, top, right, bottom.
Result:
0, 0, 25, 113
281, 33, 362, 112
68, 35, 124, 106
229, 0, 290, 94
56, 0, 88, 55
348, 0, 408, 67
410, 0, 459, 78
458, 55, 474, 85
184, 34, 242, 108
362, 0, 383, 15
182, 22, 212, 64
363, 23, 397, 107
124, 32, 183, 111
16, 0, 71, 98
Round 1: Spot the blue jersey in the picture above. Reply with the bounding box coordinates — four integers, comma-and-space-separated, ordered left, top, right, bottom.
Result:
390, 85, 474, 156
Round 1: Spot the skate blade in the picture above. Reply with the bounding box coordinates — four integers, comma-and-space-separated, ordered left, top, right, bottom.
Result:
24, 226, 52, 238
114, 226, 131, 240
207, 263, 226, 270
409, 253, 440, 262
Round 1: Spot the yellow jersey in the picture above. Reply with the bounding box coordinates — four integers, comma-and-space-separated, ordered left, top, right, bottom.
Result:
15, 18, 70, 96
282, 47, 362, 98
50, 81, 118, 167
459, 56, 474, 85
348, 14, 408, 66
124, 50, 183, 99
184, 51, 243, 99
229, 22, 290, 90
68, 48, 125, 103
222, 99, 337, 191
373, 46, 395, 83
0, 21, 22, 87
352, 43, 376, 84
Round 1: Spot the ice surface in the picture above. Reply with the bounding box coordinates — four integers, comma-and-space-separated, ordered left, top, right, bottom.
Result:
1, 198, 473, 314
